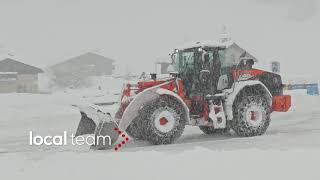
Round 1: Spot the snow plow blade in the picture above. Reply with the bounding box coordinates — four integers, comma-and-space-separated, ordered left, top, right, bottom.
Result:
75, 112, 96, 136
74, 105, 120, 150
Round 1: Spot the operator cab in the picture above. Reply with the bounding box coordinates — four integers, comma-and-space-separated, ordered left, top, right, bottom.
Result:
171, 41, 226, 97
170, 41, 258, 98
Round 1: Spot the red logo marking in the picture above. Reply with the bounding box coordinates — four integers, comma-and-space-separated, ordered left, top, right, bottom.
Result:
113, 128, 129, 151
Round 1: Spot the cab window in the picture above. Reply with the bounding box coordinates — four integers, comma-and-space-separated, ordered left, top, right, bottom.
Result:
218, 49, 226, 67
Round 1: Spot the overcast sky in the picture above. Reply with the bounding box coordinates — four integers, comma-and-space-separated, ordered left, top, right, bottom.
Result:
0, 0, 319, 79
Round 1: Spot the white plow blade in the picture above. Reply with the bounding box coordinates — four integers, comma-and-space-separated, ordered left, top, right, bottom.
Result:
74, 104, 120, 150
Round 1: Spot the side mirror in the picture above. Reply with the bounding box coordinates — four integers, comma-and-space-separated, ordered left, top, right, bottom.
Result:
239, 57, 254, 70
170, 49, 179, 64
150, 73, 157, 80
217, 75, 228, 90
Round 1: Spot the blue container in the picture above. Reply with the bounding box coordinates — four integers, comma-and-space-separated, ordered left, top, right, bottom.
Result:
306, 84, 319, 95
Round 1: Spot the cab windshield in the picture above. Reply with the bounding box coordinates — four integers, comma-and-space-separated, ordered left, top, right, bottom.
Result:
175, 50, 196, 73
172, 47, 225, 75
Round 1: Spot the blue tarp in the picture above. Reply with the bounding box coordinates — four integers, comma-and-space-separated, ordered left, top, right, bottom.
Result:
287, 83, 319, 95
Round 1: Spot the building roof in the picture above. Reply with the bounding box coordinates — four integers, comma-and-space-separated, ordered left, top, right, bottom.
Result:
175, 40, 258, 63
175, 40, 234, 50
0, 58, 44, 74
227, 43, 258, 62
51, 52, 115, 69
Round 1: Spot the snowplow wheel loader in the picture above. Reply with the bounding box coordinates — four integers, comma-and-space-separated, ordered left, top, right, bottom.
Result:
73, 41, 292, 150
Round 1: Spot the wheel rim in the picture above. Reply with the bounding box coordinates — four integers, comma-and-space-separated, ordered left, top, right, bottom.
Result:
244, 105, 265, 127
153, 107, 177, 133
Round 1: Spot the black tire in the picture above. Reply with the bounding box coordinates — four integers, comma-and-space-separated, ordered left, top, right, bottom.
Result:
141, 95, 186, 145
126, 117, 145, 140
199, 126, 230, 135
231, 91, 271, 137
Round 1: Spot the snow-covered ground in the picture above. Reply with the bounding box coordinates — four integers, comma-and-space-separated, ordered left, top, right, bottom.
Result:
0, 88, 320, 180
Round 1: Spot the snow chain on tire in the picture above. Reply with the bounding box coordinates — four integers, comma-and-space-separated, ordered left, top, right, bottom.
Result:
141, 95, 187, 145
231, 86, 271, 137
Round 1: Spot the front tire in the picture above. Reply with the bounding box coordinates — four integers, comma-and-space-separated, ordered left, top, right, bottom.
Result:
231, 93, 271, 137
126, 117, 145, 140
141, 95, 186, 145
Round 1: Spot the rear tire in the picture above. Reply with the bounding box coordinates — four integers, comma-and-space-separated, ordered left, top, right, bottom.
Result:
141, 95, 186, 145
231, 92, 271, 137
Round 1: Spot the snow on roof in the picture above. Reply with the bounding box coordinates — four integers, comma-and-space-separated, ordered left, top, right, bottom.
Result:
51, 52, 115, 69
0, 58, 43, 74
175, 39, 234, 50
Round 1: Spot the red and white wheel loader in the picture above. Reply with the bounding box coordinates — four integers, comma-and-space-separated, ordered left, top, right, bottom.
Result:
75, 41, 291, 150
